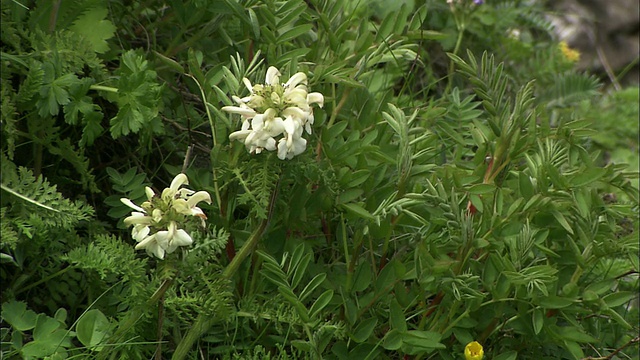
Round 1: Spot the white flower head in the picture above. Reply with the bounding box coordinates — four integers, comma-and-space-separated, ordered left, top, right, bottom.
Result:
121, 173, 211, 260
223, 65, 324, 160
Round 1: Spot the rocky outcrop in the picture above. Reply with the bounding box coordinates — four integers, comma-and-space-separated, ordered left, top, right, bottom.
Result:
547, 0, 639, 86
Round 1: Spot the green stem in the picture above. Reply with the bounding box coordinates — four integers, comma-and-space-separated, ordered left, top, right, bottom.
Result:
444, 15, 466, 94
222, 218, 269, 279
172, 183, 279, 360
185, 74, 223, 212
15, 267, 70, 295
90, 85, 119, 93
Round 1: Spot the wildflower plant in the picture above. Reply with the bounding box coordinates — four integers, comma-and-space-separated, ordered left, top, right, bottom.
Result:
1, 1, 638, 360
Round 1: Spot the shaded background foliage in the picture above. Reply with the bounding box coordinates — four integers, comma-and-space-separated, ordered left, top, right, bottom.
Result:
1, 0, 638, 359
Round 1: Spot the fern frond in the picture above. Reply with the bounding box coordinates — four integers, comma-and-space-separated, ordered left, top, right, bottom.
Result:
47, 137, 99, 192
540, 73, 602, 108
63, 234, 149, 299
1, 163, 95, 232
1, 79, 18, 159
0, 207, 19, 250
16, 59, 44, 106
31, 30, 104, 75
235, 159, 281, 220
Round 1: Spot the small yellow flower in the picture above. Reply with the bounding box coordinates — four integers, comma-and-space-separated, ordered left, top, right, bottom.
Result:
465, 341, 484, 360
558, 41, 580, 62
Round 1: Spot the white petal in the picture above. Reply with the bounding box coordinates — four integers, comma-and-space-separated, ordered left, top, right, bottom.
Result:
132, 224, 151, 241
230, 130, 252, 141
136, 233, 157, 249
292, 136, 307, 155
186, 191, 212, 207
285, 72, 307, 88
282, 107, 306, 120
242, 78, 253, 93
265, 67, 281, 85
121, 198, 145, 212
155, 230, 169, 249
221, 106, 257, 118
265, 137, 277, 151
252, 114, 265, 131
172, 198, 191, 215
283, 117, 296, 135
307, 92, 324, 107
169, 174, 188, 195
145, 187, 155, 200
277, 139, 287, 160
124, 212, 152, 226
152, 209, 164, 222
177, 188, 195, 199
172, 229, 193, 247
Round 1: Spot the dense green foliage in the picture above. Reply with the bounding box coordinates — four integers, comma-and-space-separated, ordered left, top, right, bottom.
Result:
1, 0, 638, 359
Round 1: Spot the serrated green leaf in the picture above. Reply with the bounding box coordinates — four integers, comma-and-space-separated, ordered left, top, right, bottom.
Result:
70, 7, 116, 53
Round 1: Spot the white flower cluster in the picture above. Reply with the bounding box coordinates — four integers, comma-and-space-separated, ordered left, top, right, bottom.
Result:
222, 66, 324, 160
120, 173, 211, 259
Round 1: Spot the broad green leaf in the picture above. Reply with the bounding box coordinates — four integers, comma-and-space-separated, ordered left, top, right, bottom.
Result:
401, 330, 445, 349
338, 189, 364, 205
350, 317, 377, 342
468, 183, 495, 194
389, 299, 407, 332
309, 290, 334, 319
602, 291, 637, 308
340, 203, 375, 221
1, 301, 37, 331
470, 194, 483, 213
76, 309, 111, 350
277, 24, 313, 44
538, 296, 574, 309
569, 168, 606, 187
291, 340, 313, 352
603, 307, 633, 329
493, 351, 518, 360
352, 261, 372, 292
532, 308, 544, 335
382, 329, 403, 350
563, 340, 584, 360
299, 273, 327, 302
22, 314, 72, 357
557, 326, 598, 343
551, 210, 574, 234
